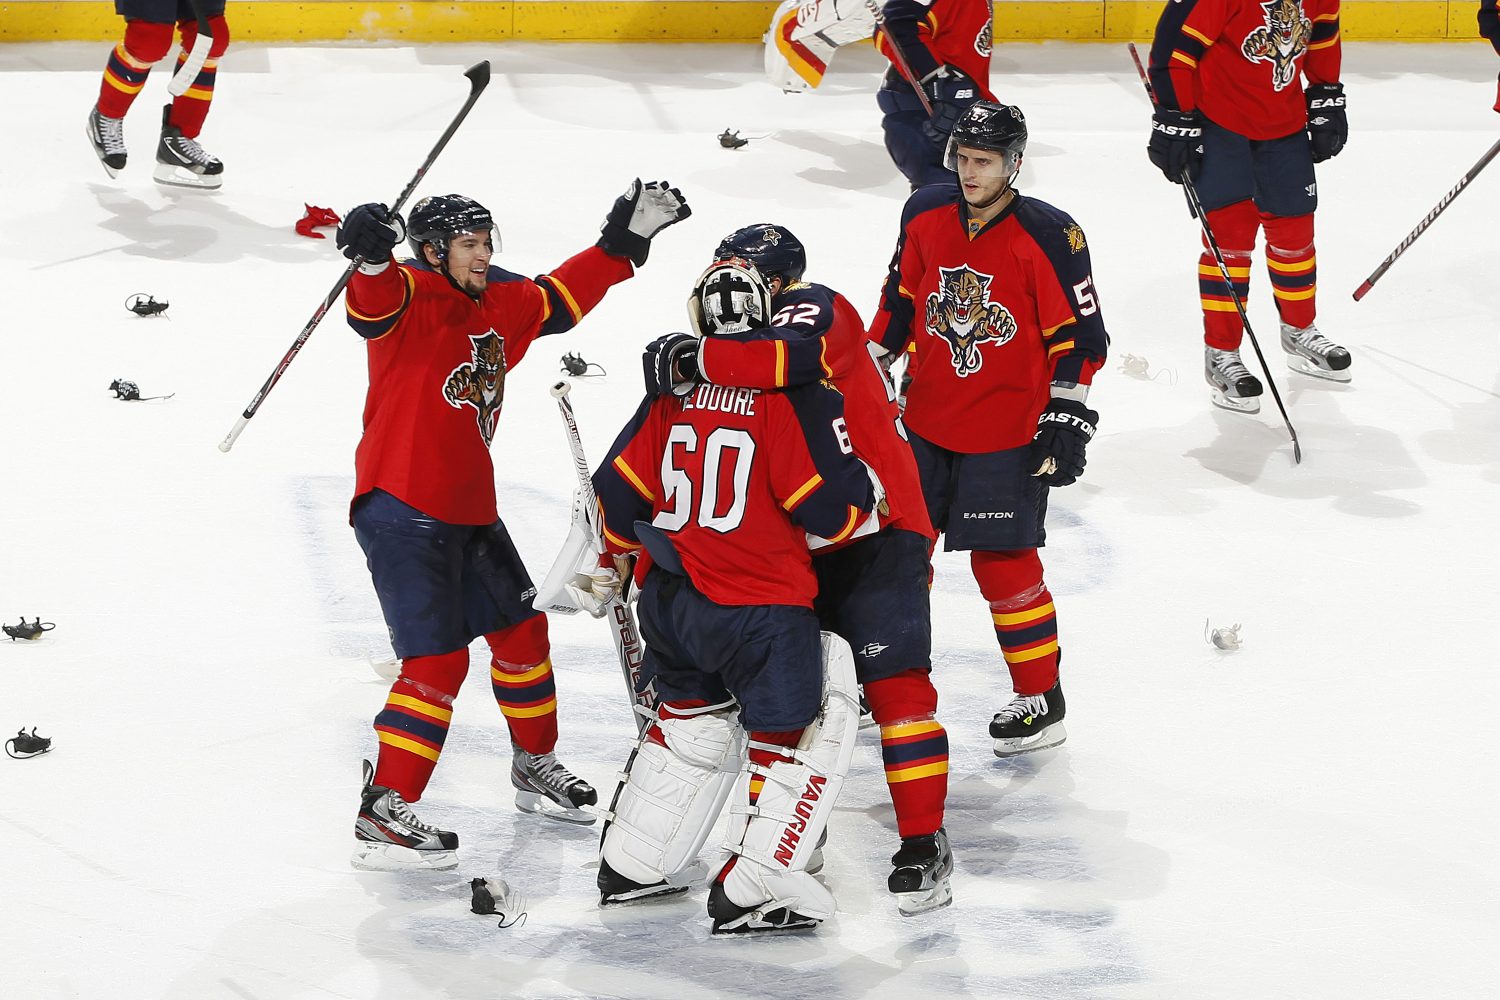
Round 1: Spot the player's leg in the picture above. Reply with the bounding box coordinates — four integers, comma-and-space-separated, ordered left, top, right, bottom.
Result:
877, 87, 955, 190
154, 3, 228, 188
469, 519, 597, 824
88, 7, 176, 176
1195, 120, 1266, 412
1254, 130, 1352, 381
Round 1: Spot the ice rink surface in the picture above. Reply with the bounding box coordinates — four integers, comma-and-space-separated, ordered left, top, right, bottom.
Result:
2, 37, 1497, 999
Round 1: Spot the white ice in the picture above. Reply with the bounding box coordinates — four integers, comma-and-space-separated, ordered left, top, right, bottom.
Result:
2, 39, 1497, 1000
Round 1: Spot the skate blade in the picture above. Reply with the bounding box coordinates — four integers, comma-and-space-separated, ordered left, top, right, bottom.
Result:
711, 916, 820, 937
515, 789, 597, 825
1285, 353, 1352, 382
351, 840, 458, 872
86, 124, 121, 180
993, 721, 1067, 758
600, 883, 693, 907
896, 879, 954, 917
1209, 389, 1261, 414
153, 162, 222, 190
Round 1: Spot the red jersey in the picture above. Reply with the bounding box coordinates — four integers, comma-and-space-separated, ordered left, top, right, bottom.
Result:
869, 185, 1109, 454
875, 0, 995, 98
594, 382, 875, 608
1149, 0, 1341, 140
345, 248, 633, 525
690, 281, 934, 542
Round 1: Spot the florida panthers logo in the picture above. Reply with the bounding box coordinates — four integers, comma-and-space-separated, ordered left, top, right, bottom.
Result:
443, 331, 507, 445
1241, 0, 1311, 92
924, 265, 1017, 377
975, 1, 993, 57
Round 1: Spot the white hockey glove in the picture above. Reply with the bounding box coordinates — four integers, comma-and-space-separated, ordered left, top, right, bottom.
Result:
565, 555, 629, 619
534, 490, 624, 618
598, 179, 692, 267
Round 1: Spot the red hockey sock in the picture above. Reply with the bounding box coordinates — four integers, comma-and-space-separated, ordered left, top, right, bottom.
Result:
865, 670, 947, 839
1262, 212, 1317, 329
746, 728, 803, 806
486, 615, 558, 755
96, 20, 174, 119
971, 549, 1060, 695
1199, 199, 1260, 351
372, 649, 468, 802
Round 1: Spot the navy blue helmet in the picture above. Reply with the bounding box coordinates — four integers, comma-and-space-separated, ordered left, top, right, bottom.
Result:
407, 194, 496, 262
943, 101, 1028, 173
714, 224, 807, 285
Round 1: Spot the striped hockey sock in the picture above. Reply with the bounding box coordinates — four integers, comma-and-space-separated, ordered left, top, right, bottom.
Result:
972, 549, 1060, 695
487, 615, 558, 755
372, 649, 468, 802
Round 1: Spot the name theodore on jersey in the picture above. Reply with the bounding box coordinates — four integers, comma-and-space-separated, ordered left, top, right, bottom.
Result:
682, 384, 761, 416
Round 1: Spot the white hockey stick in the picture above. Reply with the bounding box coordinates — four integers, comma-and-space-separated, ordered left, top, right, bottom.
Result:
167, 0, 212, 98
549, 379, 655, 734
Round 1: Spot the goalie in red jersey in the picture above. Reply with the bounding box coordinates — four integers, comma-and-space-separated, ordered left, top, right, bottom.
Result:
1148, 0, 1353, 413
334, 181, 690, 871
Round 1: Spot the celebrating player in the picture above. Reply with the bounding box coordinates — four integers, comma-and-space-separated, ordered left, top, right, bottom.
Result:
868, 101, 1108, 758
874, 0, 996, 189
591, 259, 877, 934
85, 0, 229, 188
335, 181, 691, 871
1147, 0, 1352, 412
640, 224, 953, 915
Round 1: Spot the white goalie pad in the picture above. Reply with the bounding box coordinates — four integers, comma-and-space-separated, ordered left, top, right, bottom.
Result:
534, 489, 612, 617
720, 632, 860, 919
764, 0, 878, 93
601, 706, 747, 887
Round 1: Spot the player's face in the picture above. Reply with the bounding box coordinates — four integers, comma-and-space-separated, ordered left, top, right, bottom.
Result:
954, 147, 1015, 210
445, 231, 494, 295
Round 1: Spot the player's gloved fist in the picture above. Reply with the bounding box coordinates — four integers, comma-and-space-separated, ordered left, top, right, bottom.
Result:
1147, 109, 1203, 184
1305, 83, 1347, 163
920, 66, 978, 150
642, 332, 701, 397
1029, 397, 1099, 487
564, 553, 626, 619
337, 203, 407, 270
598, 179, 693, 267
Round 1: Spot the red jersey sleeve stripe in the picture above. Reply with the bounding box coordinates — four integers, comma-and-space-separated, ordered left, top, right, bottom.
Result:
1171, 51, 1199, 70
782, 473, 824, 511
828, 505, 862, 543
1182, 24, 1214, 47
1046, 339, 1077, 360
774, 340, 788, 387
539, 273, 583, 324
602, 523, 642, 551
612, 455, 656, 502
347, 268, 414, 322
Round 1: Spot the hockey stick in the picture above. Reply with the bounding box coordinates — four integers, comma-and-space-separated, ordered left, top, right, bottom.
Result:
1128, 42, 1302, 464
864, 0, 935, 116
1353, 137, 1500, 301
167, 0, 212, 98
549, 379, 655, 735
217, 61, 491, 453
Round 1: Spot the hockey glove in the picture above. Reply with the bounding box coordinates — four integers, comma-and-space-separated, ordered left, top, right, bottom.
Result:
1305, 83, 1347, 163
1147, 109, 1203, 184
643, 332, 701, 397
337, 203, 406, 271
919, 67, 979, 151
598, 179, 692, 267
1029, 397, 1098, 487
565, 553, 630, 619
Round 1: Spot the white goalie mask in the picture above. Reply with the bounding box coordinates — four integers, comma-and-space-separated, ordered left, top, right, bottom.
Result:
687, 257, 772, 337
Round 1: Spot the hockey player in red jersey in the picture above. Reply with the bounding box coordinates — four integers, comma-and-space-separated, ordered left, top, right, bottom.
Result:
1148, 0, 1352, 412
592, 259, 876, 935
335, 181, 691, 871
640, 225, 952, 915
874, 0, 996, 188
1482, 1, 1500, 112
869, 101, 1108, 758
86, 0, 229, 188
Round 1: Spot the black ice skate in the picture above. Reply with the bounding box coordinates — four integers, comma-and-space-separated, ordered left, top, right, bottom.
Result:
990, 678, 1067, 757
512, 749, 598, 824
597, 856, 692, 907
707, 880, 821, 937
888, 827, 954, 916
153, 105, 223, 190
86, 105, 127, 178
1204, 347, 1264, 414
1281, 322, 1352, 382
351, 760, 459, 871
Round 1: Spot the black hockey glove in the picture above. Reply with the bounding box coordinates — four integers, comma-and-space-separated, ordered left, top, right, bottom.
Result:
919, 66, 979, 151
1305, 83, 1347, 163
1147, 109, 1203, 184
1029, 397, 1099, 488
598, 179, 692, 267
336, 203, 406, 265
642, 332, 701, 397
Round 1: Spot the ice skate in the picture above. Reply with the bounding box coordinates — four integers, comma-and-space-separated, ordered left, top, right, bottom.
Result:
990, 678, 1067, 757
1205, 347, 1263, 413
708, 879, 822, 937
512, 749, 598, 824
153, 105, 223, 189
351, 760, 459, 871
888, 827, 954, 916
86, 105, 127, 178
597, 856, 692, 906
1281, 322, 1352, 382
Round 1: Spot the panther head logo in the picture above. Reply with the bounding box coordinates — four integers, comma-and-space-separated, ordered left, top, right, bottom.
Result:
443, 331, 507, 445
1241, 0, 1312, 92
923, 265, 1017, 377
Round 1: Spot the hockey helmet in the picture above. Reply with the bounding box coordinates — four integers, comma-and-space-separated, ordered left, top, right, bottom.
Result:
943, 100, 1028, 175
407, 194, 498, 263
714, 223, 807, 285
688, 257, 773, 337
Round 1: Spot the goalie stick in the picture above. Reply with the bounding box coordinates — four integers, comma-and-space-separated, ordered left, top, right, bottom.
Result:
549, 379, 656, 735
167, 0, 212, 98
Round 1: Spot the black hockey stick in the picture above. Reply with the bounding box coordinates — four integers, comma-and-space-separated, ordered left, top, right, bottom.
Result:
218, 61, 491, 453
167, 0, 212, 98
1353, 137, 1500, 300
1128, 43, 1302, 464
864, 0, 935, 116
